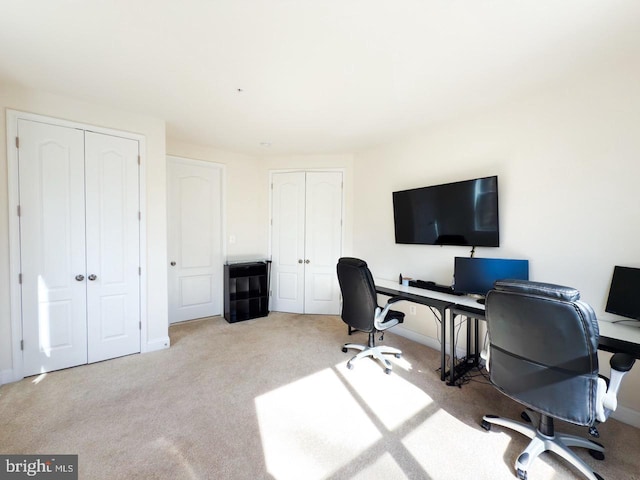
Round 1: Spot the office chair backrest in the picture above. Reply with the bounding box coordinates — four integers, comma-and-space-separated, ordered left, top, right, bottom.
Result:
336, 257, 378, 333
485, 279, 600, 425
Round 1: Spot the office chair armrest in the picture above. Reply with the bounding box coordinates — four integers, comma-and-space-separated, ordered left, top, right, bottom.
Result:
386, 296, 404, 304
480, 347, 490, 371
597, 353, 636, 420
373, 297, 405, 331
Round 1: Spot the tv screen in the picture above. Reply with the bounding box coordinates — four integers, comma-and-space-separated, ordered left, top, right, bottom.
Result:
605, 266, 640, 321
453, 257, 529, 296
392, 176, 499, 247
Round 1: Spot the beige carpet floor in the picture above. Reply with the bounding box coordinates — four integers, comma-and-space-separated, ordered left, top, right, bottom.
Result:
1, 312, 639, 479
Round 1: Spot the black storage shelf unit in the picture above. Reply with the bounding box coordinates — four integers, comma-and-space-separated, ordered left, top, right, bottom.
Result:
224, 260, 271, 323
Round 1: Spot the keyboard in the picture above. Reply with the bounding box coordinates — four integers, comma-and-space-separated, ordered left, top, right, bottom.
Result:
409, 280, 464, 296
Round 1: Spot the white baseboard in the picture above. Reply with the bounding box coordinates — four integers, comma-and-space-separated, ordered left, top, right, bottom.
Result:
611, 404, 640, 428
143, 336, 171, 353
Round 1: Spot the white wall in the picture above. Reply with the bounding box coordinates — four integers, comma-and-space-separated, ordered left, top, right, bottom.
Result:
0, 83, 169, 380
353, 64, 640, 414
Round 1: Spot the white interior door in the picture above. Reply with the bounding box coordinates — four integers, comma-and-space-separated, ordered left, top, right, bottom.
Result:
304, 172, 343, 314
18, 120, 88, 376
270, 171, 342, 315
167, 157, 223, 323
85, 132, 141, 362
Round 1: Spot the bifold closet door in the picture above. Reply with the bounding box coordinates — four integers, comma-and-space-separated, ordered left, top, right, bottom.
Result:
270, 171, 342, 315
18, 120, 140, 376
85, 131, 140, 363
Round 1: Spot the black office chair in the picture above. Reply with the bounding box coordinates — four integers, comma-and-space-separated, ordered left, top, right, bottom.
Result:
480, 280, 635, 480
336, 257, 405, 374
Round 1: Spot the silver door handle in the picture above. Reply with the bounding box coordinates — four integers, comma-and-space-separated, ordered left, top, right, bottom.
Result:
88, 274, 97, 281
170, 261, 176, 266
305, 259, 310, 264
298, 259, 303, 264
75, 274, 85, 281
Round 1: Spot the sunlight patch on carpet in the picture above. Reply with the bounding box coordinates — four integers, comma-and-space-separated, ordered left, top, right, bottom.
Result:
401, 409, 560, 479
32, 373, 47, 384
335, 360, 434, 430
255, 368, 381, 480
349, 452, 405, 479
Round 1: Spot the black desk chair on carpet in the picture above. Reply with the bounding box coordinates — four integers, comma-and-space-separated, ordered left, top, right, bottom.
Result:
336, 257, 405, 374
481, 280, 635, 480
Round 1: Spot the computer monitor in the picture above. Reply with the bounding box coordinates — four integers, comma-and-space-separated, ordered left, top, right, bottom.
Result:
605, 266, 640, 321
454, 257, 529, 297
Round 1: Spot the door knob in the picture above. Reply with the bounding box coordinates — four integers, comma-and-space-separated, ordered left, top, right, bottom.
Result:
298, 259, 303, 264
75, 274, 85, 281
305, 259, 310, 264
170, 261, 176, 266
88, 274, 97, 281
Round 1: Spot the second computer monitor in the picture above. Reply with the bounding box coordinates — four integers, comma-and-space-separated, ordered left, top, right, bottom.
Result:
454, 257, 529, 296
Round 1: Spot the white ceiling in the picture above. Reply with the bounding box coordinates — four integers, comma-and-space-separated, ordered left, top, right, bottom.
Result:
1, 0, 639, 155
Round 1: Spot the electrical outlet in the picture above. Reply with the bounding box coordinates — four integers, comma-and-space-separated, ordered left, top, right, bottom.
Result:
409, 305, 417, 315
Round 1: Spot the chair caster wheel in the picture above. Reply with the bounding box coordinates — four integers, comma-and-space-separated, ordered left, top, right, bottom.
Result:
342, 347, 348, 353
517, 468, 527, 480
384, 368, 392, 375
589, 449, 605, 461
394, 353, 401, 359
521, 411, 531, 423
346, 362, 353, 370
480, 419, 491, 431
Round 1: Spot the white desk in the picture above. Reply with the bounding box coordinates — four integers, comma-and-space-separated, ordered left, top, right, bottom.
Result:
598, 318, 640, 358
375, 278, 485, 382
375, 278, 640, 385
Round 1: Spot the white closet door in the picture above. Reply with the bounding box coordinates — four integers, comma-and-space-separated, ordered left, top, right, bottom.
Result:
85, 132, 141, 363
270, 171, 342, 315
271, 172, 306, 313
304, 172, 343, 314
18, 120, 88, 376
167, 157, 223, 323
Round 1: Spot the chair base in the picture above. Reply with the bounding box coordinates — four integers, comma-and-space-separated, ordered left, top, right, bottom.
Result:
342, 342, 402, 374
481, 414, 604, 480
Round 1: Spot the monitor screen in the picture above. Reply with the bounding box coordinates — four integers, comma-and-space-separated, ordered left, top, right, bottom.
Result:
454, 257, 529, 296
605, 266, 640, 321
392, 176, 499, 247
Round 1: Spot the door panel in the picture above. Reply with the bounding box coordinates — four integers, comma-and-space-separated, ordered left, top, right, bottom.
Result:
304, 172, 343, 314
271, 172, 306, 313
85, 131, 140, 362
18, 120, 88, 376
167, 158, 223, 323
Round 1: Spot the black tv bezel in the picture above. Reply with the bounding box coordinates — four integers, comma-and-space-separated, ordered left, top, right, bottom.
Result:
392, 175, 499, 247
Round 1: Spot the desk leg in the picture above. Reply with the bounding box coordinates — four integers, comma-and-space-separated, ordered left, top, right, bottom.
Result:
440, 307, 447, 381
474, 318, 479, 365
446, 312, 458, 385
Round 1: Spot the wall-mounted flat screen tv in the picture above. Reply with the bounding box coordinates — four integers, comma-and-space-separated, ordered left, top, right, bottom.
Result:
392, 175, 499, 247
